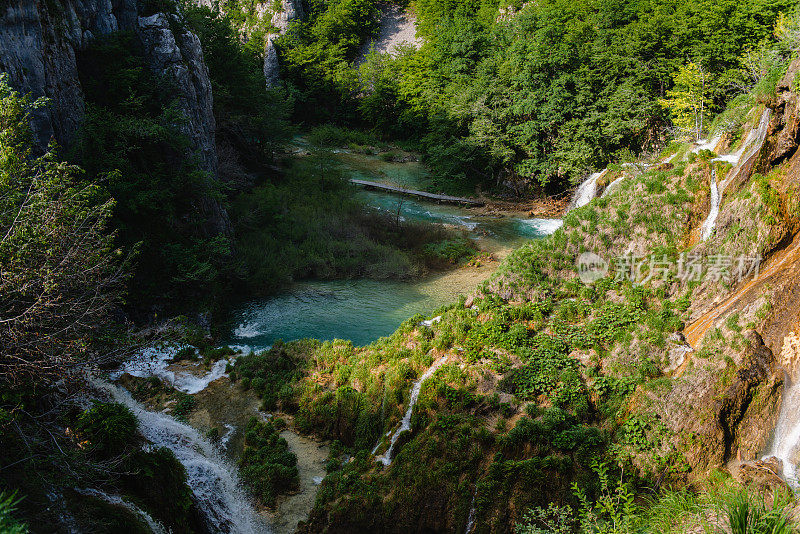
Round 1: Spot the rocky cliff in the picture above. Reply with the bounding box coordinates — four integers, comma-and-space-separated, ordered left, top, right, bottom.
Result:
263, 0, 303, 86
0, 0, 231, 235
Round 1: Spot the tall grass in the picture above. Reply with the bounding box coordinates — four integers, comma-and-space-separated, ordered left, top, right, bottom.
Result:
516, 474, 798, 534
723, 490, 794, 534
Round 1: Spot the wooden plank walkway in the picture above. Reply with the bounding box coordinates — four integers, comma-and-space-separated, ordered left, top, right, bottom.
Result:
350, 179, 484, 207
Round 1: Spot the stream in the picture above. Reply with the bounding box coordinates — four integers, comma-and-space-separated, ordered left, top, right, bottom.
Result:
226, 149, 562, 350
91, 378, 270, 534
110, 146, 563, 533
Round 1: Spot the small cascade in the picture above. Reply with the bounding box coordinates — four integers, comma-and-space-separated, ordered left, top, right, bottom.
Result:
767, 376, 800, 486
699, 109, 772, 241
718, 109, 772, 196
376, 358, 446, 466
601, 176, 624, 198
464, 486, 479, 534
113, 345, 235, 395
567, 170, 605, 211
74, 488, 167, 534
700, 169, 720, 241
693, 134, 722, 154
91, 378, 270, 534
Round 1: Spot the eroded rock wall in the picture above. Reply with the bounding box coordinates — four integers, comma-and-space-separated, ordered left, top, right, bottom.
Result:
263, 0, 303, 86
0, 0, 231, 235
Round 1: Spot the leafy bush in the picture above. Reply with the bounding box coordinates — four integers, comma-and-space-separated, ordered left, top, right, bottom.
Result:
239, 418, 299, 506
172, 393, 196, 422
307, 124, 376, 147
233, 343, 306, 410
123, 447, 200, 534
76, 402, 139, 458
0, 492, 27, 534
422, 238, 478, 265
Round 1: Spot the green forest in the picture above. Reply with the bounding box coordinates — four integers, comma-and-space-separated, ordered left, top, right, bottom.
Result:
3, 0, 800, 531
273, 0, 795, 192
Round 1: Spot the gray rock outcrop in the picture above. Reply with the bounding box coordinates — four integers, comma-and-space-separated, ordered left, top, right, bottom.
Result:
263, 0, 303, 86
0, 0, 231, 235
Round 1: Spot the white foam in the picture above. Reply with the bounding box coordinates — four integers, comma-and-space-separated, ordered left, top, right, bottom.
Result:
767, 377, 800, 486
520, 218, 564, 235
568, 171, 605, 211
420, 316, 442, 327
693, 135, 721, 154
376, 358, 446, 466
234, 322, 263, 339
700, 169, 720, 241
112, 345, 235, 394
221, 423, 236, 449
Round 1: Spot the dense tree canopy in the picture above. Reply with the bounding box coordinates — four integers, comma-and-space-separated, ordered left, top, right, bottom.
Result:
277, 0, 796, 193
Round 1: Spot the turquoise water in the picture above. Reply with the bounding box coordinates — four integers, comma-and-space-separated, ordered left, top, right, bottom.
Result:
225, 149, 562, 349
359, 190, 562, 250
228, 277, 463, 349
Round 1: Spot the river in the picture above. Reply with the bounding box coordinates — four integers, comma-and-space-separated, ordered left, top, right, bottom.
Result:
108, 146, 562, 534
226, 148, 562, 350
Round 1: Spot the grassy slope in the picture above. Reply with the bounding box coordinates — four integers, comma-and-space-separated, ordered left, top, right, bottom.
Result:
228, 76, 800, 532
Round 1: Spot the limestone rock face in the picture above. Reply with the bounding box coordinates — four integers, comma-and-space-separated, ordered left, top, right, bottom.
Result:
0, 0, 231, 236
136, 12, 231, 235
649, 331, 783, 477
263, 0, 304, 86
730, 457, 789, 493
0, 0, 135, 149
769, 58, 800, 165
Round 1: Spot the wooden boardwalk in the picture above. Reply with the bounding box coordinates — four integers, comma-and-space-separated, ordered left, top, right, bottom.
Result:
350, 179, 484, 207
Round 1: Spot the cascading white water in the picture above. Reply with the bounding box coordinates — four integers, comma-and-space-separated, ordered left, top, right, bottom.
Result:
376, 358, 446, 466
568, 170, 605, 211
767, 377, 800, 487
112, 345, 235, 395
693, 135, 722, 154
700, 169, 720, 241
718, 109, 772, 196
74, 488, 167, 534
91, 378, 270, 534
601, 176, 624, 198
699, 109, 772, 241
519, 218, 564, 234
464, 486, 479, 534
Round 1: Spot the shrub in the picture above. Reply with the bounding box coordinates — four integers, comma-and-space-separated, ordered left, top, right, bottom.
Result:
724, 490, 794, 534
76, 402, 139, 458
0, 492, 27, 534
239, 418, 299, 507
123, 447, 199, 533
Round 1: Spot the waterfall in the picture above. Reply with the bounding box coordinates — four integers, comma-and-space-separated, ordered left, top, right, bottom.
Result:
601, 176, 624, 198
74, 488, 167, 534
376, 358, 446, 466
112, 345, 235, 395
464, 486, 479, 534
693, 135, 721, 154
700, 109, 772, 241
700, 169, 720, 241
718, 109, 772, 196
767, 370, 800, 486
91, 378, 270, 534
567, 170, 605, 211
